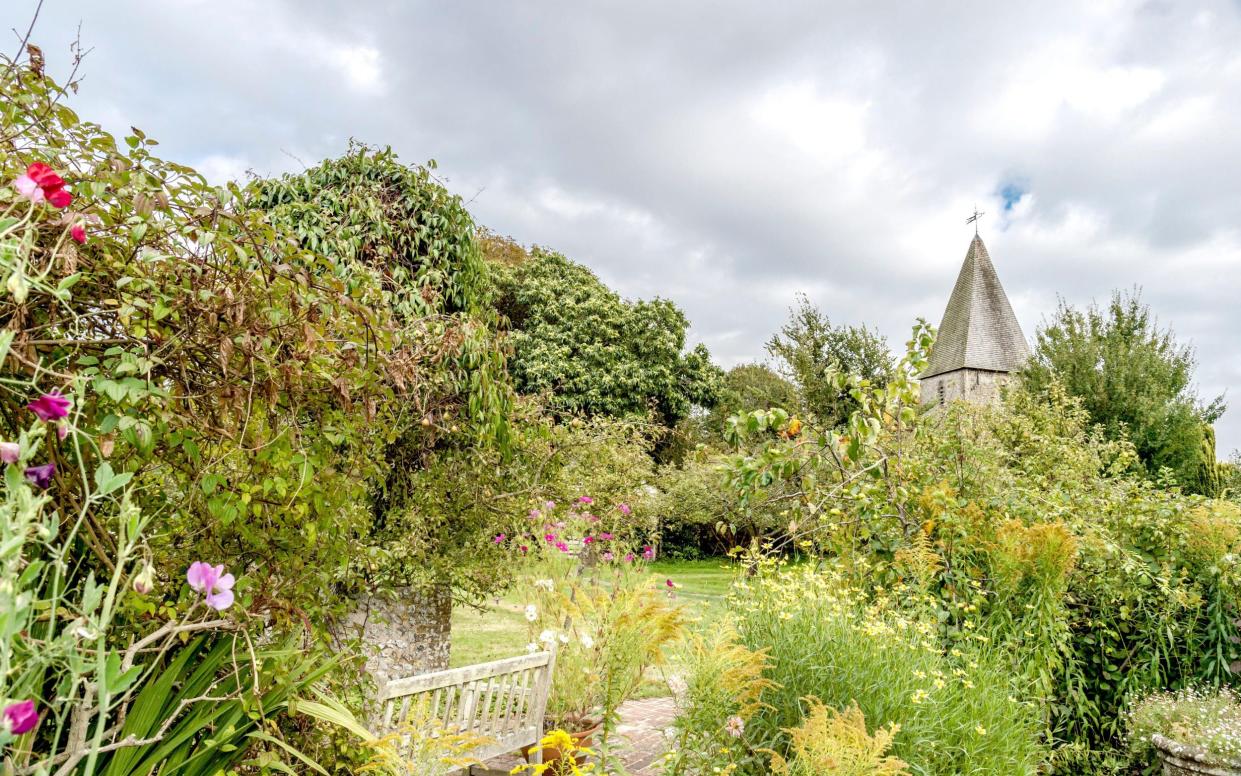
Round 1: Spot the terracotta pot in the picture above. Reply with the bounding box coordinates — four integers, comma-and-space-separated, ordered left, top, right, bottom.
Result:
521, 723, 601, 773
1153, 734, 1241, 776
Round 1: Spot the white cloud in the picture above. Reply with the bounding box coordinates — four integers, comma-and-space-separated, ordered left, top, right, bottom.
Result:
329, 44, 384, 96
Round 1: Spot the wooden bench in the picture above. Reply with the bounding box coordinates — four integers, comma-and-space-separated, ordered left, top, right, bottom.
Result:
379, 650, 557, 774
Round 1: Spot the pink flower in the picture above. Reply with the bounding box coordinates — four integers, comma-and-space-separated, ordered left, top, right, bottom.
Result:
544, 500, 556, 510
583, 536, 595, 545
70, 223, 87, 244
624, 553, 635, 563
3, 700, 38, 735
186, 562, 235, 611
600, 532, 614, 541
493, 533, 506, 544
666, 579, 675, 588
527, 509, 541, 520
544, 533, 557, 543
28, 391, 71, 421
56, 423, 69, 441
0, 442, 19, 464
554, 541, 569, 553
519, 545, 529, 554
725, 715, 745, 738
617, 503, 631, 516
24, 462, 55, 488
15, 163, 72, 208
602, 551, 615, 562
577, 496, 593, 505
642, 545, 655, 561
585, 513, 599, 522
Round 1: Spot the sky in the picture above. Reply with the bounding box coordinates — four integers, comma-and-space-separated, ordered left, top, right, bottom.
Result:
8, 0, 1241, 454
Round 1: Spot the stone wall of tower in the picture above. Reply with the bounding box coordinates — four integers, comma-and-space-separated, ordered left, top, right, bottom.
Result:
919, 368, 1015, 407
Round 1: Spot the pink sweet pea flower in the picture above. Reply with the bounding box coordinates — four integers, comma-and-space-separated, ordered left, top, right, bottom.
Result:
28, 391, 71, 421
0, 442, 19, 464
70, 223, 87, 244
186, 562, 235, 611
13, 173, 43, 203
617, 503, 631, 516
3, 700, 38, 735
24, 462, 55, 488
642, 545, 655, 561
18, 163, 72, 208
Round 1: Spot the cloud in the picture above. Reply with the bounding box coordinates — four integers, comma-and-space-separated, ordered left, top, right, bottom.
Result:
10, 0, 1241, 453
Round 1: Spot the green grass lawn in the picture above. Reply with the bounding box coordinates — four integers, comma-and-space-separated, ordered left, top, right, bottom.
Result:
449, 557, 739, 669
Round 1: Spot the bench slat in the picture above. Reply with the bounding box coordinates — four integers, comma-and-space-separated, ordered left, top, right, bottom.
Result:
380, 651, 554, 700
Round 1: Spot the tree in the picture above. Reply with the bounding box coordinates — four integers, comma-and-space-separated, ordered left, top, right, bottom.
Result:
490, 248, 721, 429
1021, 290, 1225, 495
766, 294, 895, 428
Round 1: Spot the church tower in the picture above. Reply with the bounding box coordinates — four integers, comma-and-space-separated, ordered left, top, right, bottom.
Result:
920, 234, 1030, 406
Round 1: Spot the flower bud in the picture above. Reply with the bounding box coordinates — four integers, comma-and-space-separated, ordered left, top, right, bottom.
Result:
133, 564, 156, 595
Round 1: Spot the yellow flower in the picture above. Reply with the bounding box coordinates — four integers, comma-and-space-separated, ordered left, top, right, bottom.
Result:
975, 725, 987, 736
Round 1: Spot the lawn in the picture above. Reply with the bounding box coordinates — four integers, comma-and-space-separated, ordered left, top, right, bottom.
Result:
449, 558, 739, 668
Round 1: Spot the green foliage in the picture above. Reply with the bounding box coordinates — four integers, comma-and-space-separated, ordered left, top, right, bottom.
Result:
1127, 687, 1241, 769
732, 565, 1046, 775
766, 293, 895, 428
1021, 290, 1224, 494
490, 248, 721, 430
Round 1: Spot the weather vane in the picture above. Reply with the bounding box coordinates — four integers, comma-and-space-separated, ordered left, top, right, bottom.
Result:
966, 205, 985, 235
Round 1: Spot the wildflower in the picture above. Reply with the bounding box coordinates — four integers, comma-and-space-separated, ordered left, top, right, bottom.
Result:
519, 545, 528, 554
525, 604, 538, 622
666, 579, 675, 588
0, 442, 19, 464
624, 553, 635, 563
14, 162, 73, 208
186, 561, 235, 611
724, 715, 745, 738
24, 462, 55, 488
534, 579, 554, 591
544, 500, 556, 510
601, 551, 614, 562
539, 629, 557, 644
544, 533, 557, 543
975, 725, 987, 736
133, 564, 156, 594
583, 536, 595, 545
494, 533, 506, 544
3, 700, 38, 734
56, 423, 69, 441
580, 634, 594, 649
577, 496, 593, 505
28, 391, 71, 421
600, 532, 614, 541
617, 502, 631, 516
554, 541, 569, 553
70, 222, 87, 244
642, 545, 655, 561
528, 508, 541, 520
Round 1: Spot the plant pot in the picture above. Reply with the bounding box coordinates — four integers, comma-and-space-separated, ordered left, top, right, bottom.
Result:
521, 723, 601, 773
1153, 734, 1241, 776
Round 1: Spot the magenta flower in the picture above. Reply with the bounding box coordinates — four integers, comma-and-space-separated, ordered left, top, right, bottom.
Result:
642, 545, 655, 561
520, 545, 529, 554
577, 496, 593, 505
24, 462, 55, 488
583, 536, 595, 545
544, 533, 557, 543
186, 562, 235, 611
666, 579, 676, 588
600, 532, 614, 541
70, 222, 87, 244
3, 700, 38, 735
618, 503, 631, 516
624, 553, 635, 563
554, 541, 569, 553
28, 391, 71, 422
493, 533, 506, 544
0, 442, 19, 464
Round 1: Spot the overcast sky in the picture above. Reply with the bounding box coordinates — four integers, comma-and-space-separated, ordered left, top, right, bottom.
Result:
9, 0, 1241, 453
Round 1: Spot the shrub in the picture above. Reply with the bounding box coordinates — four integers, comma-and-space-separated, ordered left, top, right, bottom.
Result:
1128, 687, 1241, 769
768, 699, 909, 776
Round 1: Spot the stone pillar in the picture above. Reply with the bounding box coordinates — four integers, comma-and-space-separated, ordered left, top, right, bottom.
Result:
342, 583, 452, 686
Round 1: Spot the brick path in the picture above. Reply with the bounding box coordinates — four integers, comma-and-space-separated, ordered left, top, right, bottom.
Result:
483, 696, 676, 774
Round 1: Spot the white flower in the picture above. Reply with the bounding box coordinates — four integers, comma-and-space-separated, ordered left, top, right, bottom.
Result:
525, 604, 538, 622
580, 634, 594, 649
539, 629, 557, 644
558, 632, 570, 644
725, 715, 745, 738
526, 642, 539, 653
534, 578, 554, 591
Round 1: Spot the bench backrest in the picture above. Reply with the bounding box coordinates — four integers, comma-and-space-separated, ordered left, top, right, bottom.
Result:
378, 650, 556, 764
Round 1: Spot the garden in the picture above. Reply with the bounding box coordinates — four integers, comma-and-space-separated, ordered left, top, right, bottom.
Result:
5, 40, 1241, 776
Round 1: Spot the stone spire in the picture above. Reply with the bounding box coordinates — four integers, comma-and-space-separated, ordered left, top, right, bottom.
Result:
920, 235, 1029, 405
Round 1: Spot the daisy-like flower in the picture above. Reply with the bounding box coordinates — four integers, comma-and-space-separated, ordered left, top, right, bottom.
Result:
580, 634, 594, 649
724, 715, 745, 738
525, 604, 538, 622
539, 629, 557, 645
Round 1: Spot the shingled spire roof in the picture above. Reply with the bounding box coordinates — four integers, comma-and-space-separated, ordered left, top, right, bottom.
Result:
922, 235, 1029, 379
